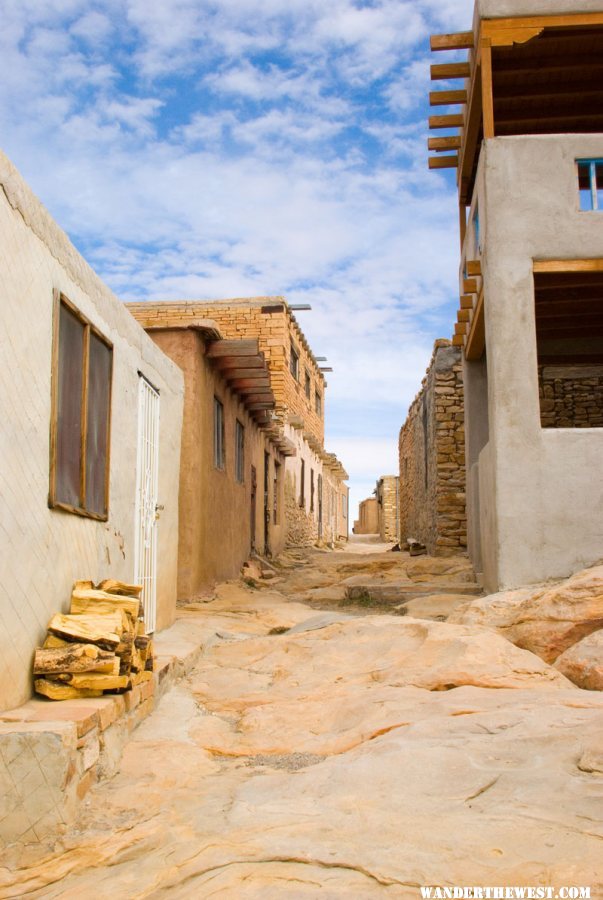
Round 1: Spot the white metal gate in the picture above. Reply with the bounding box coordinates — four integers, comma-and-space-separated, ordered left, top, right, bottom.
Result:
134, 375, 160, 634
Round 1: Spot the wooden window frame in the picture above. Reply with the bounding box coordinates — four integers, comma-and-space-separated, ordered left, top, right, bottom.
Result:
49, 291, 113, 521
577, 159, 603, 212
214, 397, 226, 470
290, 342, 300, 381
235, 419, 245, 483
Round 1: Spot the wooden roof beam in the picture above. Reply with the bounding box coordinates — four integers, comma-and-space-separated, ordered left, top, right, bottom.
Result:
430, 32, 474, 52
431, 62, 471, 80
460, 294, 474, 310
429, 114, 464, 130
221, 367, 270, 381
428, 136, 461, 152
207, 339, 260, 358
430, 90, 467, 107
428, 155, 458, 169
465, 291, 485, 361
213, 355, 265, 370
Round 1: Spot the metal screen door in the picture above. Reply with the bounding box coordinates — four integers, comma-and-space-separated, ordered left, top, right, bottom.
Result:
134, 375, 160, 633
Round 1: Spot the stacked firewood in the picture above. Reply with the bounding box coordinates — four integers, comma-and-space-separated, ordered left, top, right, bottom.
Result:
33, 580, 154, 700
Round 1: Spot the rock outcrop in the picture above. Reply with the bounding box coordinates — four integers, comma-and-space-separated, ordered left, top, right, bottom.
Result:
450, 565, 603, 664
554, 629, 603, 690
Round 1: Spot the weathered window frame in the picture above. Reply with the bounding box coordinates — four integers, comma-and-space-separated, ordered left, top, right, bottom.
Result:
49, 291, 113, 521
235, 419, 245, 483
290, 342, 300, 381
577, 159, 603, 211
214, 397, 225, 470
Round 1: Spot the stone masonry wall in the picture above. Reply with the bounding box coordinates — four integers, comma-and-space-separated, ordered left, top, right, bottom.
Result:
539, 365, 603, 428
377, 476, 399, 542
398, 340, 466, 556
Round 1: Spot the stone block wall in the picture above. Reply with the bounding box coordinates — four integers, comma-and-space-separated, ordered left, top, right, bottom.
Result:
377, 476, 399, 542
539, 365, 603, 428
398, 340, 466, 556
353, 498, 379, 534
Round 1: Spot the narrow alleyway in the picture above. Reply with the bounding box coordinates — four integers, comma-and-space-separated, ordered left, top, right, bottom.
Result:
1, 542, 602, 898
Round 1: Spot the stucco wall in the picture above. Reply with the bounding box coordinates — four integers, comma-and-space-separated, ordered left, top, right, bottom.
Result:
148, 329, 286, 595
0, 151, 183, 712
399, 341, 467, 556
473, 134, 603, 590
283, 424, 323, 546
477, 0, 603, 18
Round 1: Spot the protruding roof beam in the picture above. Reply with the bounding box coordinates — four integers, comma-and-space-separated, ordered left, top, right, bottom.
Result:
431, 62, 471, 80
428, 156, 458, 169
429, 114, 464, 130
428, 136, 461, 152
430, 32, 474, 52
429, 90, 467, 107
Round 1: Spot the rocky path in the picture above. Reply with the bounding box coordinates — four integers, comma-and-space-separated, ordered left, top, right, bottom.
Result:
1, 545, 603, 898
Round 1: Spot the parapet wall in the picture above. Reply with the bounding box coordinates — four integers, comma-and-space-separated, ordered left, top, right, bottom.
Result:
398, 341, 466, 556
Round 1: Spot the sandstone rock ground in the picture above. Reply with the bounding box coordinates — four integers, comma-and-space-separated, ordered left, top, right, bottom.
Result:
1, 542, 602, 898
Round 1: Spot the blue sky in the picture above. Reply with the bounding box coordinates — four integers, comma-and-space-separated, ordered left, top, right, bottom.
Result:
1, 0, 472, 519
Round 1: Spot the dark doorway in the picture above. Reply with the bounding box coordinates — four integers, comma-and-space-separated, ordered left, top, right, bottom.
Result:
317, 474, 323, 540
264, 452, 270, 556
250, 465, 257, 552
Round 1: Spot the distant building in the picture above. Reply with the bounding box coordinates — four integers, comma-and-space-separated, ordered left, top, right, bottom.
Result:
0, 150, 183, 712
353, 497, 379, 535
428, 1, 603, 589
128, 299, 349, 550
376, 475, 400, 543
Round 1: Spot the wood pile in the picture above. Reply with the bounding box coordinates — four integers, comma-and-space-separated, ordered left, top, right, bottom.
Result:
34, 580, 154, 700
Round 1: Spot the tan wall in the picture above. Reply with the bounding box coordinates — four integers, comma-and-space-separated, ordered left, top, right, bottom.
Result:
377, 476, 399, 542
398, 341, 466, 556
0, 151, 184, 711
354, 498, 379, 534
148, 329, 286, 595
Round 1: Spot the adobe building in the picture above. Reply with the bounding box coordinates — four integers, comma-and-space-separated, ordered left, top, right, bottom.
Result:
0, 150, 184, 713
428, 1, 603, 590
126, 311, 293, 595
376, 475, 400, 543
353, 497, 379, 535
128, 299, 349, 549
398, 341, 466, 556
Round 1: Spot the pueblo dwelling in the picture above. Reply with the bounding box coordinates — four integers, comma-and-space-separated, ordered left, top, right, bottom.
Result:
128, 299, 350, 571
353, 497, 379, 535
0, 149, 184, 713
424, 0, 603, 591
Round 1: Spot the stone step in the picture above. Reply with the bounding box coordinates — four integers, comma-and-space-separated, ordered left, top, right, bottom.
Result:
345, 581, 483, 604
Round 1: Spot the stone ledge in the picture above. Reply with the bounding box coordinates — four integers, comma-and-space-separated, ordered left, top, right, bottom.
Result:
0, 614, 209, 848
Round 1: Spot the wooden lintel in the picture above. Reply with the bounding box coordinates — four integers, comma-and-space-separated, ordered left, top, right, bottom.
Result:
430, 62, 471, 81
430, 31, 474, 52
429, 114, 464, 130
465, 290, 485, 361
533, 259, 603, 274
481, 14, 603, 46
428, 155, 458, 170
430, 90, 467, 107
463, 278, 478, 294
466, 260, 482, 277
460, 294, 474, 310
458, 310, 471, 323
428, 136, 461, 152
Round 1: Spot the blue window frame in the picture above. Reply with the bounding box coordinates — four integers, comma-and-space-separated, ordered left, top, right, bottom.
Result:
577, 159, 603, 211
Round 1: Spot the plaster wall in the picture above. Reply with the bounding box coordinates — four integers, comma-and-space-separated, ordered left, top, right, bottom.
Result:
354, 498, 379, 535
474, 134, 603, 590
0, 151, 183, 711
148, 330, 286, 595
476, 0, 603, 18
283, 424, 324, 546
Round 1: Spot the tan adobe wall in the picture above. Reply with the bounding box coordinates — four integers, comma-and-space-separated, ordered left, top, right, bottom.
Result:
146, 329, 286, 594
398, 341, 466, 556
539, 365, 603, 428
353, 497, 379, 534
377, 476, 399, 542
0, 150, 184, 712
126, 299, 325, 446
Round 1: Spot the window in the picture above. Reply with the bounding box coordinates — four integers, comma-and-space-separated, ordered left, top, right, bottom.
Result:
235, 420, 245, 482
577, 159, 603, 211
214, 398, 225, 469
273, 461, 280, 524
305, 370, 311, 400
310, 468, 315, 512
290, 342, 299, 380
342, 493, 347, 518
50, 293, 113, 519
315, 390, 322, 416
299, 459, 305, 507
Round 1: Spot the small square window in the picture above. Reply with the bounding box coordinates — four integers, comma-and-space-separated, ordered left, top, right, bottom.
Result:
577, 159, 603, 211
